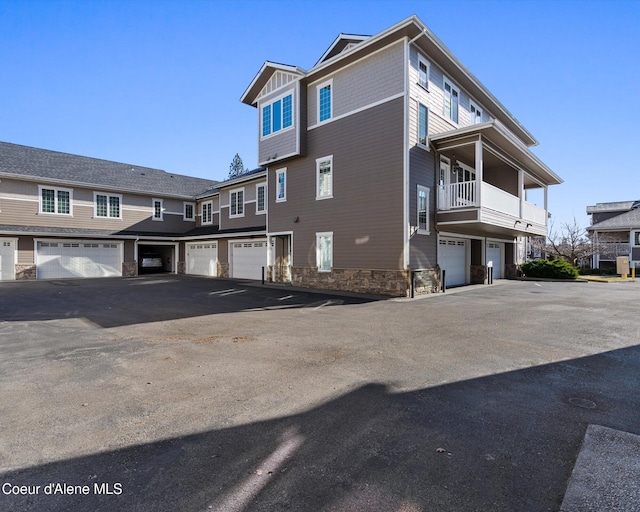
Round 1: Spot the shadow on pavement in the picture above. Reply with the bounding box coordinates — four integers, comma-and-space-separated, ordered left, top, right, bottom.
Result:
2, 344, 639, 511
0, 275, 376, 328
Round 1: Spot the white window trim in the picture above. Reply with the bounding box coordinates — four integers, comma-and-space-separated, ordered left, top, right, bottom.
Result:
201, 201, 213, 225
469, 99, 483, 125
316, 232, 333, 272
38, 185, 73, 216
317, 78, 333, 124
183, 201, 196, 222
417, 102, 429, 149
443, 76, 460, 125
229, 187, 245, 218
256, 183, 267, 214
417, 185, 430, 235
417, 54, 430, 90
315, 155, 333, 200
260, 91, 295, 140
276, 168, 287, 203
152, 198, 164, 221
93, 192, 122, 219
633, 231, 640, 246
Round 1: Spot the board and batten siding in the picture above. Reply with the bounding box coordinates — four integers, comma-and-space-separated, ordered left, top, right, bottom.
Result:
269, 97, 405, 271
307, 40, 405, 127
0, 178, 189, 233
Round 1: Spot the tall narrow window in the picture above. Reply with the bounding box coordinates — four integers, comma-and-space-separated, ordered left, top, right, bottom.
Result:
443, 78, 459, 124
470, 101, 483, 125
152, 199, 163, 221
262, 104, 272, 137
201, 202, 212, 224
418, 55, 429, 89
184, 202, 195, 221
316, 232, 333, 272
318, 80, 332, 122
417, 185, 430, 234
316, 156, 333, 200
418, 103, 428, 146
276, 169, 287, 202
256, 184, 266, 213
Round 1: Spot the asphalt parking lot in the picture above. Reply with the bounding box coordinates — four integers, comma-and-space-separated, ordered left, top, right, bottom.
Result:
0, 275, 639, 511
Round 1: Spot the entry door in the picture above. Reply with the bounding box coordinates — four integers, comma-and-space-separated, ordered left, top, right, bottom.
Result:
186, 242, 218, 277
439, 238, 467, 287
487, 243, 502, 280
0, 239, 15, 280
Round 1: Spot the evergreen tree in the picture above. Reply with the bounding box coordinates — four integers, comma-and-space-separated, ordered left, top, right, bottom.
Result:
229, 153, 247, 178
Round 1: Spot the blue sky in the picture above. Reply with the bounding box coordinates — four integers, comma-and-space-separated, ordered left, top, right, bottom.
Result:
1, 0, 638, 229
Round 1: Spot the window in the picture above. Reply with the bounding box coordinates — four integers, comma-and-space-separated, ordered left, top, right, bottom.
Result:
152, 199, 163, 221
261, 93, 293, 137
256, 184, 266, 214
418, 55, 429, 89
418, 103, 428, 146
634, 232, 640, 246
94, 193, 121, 219
318, 80, 332, 123
276, 169, 287, 202
316, 232, 333, 272
184, 202, 195, 221
39, 186, 72, 215
316, 156, 333, 200
417, 185, 430, 234
470, 100, 483, 125
230, 188, 244, 217
201, 201, 212, 224
443, 78, 459, 124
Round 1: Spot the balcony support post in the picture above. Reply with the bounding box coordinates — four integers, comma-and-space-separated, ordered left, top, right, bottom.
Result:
544, 185, 548, 227
518, 169, 524, 220
475, 140, 483, 207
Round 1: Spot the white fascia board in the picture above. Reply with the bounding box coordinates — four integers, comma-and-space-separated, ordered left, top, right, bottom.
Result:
240, 61, 306, 106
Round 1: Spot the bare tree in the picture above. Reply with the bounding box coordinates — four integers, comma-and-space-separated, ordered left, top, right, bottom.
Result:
228, 153, 247, 179
545, 217, 593, 266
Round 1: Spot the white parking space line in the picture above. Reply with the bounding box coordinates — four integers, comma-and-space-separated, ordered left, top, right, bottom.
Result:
277, 295, 295, 301
208, 289, 247, 297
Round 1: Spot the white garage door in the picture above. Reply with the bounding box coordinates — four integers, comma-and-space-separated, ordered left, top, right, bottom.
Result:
36, 240, 122, 279
186, 242, 218, 277
487, 242, 502, 280
439, 238, 467, 287
231, 240, 267, 280
0, 239, 16, 281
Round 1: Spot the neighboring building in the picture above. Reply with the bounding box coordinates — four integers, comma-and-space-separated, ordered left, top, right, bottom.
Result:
0, 141, 268, 281
240, 15, 562, 295
0, 15, 563, 295
586, 200, 640, 270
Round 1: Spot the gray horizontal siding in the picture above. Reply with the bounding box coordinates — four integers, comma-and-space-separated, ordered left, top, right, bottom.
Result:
269, 97, 405, 271
409, 146, 437, 269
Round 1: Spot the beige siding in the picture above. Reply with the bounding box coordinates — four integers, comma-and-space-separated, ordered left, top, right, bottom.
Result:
0, 178, 191, 234
218, 178, 268, 231
308, 40, 405, 127
269, 97, 405, 271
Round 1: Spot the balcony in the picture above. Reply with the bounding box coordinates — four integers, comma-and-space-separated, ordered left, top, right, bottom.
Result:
437, 180, 548, 236
430, 120, 561, 238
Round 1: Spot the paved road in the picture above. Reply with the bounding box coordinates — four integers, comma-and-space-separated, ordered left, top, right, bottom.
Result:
0, 276, 638, 511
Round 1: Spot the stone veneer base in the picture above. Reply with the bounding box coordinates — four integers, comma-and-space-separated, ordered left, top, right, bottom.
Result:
15, 265, 36, 280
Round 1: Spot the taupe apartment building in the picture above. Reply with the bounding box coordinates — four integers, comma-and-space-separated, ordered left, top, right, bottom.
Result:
0, 16, 562, 296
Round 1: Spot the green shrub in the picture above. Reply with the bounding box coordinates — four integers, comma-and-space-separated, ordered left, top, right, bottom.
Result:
521, 259, 579, 279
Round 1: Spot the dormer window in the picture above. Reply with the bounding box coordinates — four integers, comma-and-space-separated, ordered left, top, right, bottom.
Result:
261, 93, 293, 138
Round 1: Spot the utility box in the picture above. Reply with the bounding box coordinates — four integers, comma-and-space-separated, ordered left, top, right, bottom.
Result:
617, 256, 630, 276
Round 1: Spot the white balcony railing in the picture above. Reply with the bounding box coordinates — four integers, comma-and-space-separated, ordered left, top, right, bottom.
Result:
438, 180, 547, 227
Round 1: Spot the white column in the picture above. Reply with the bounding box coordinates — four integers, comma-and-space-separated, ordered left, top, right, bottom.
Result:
475, 140, 483, 206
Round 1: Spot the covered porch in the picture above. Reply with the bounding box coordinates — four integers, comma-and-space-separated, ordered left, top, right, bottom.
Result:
431, 120, 562, 239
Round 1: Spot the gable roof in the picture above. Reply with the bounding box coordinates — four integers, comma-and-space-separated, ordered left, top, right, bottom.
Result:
315, 33, 371, 65
240, 15, 539, 147
587, 207, 640, 231
0, 141, 217, 198
196, 167, 266, 199
586, 200, 637, 214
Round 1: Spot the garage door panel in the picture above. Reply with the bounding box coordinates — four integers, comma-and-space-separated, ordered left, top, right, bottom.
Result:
36, 240, 122, 279
439, 238, 467, 287
0, 239, 16, 281
187, 243, 218, 277
487, 243, 502, 280
231, 240, 267, 280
